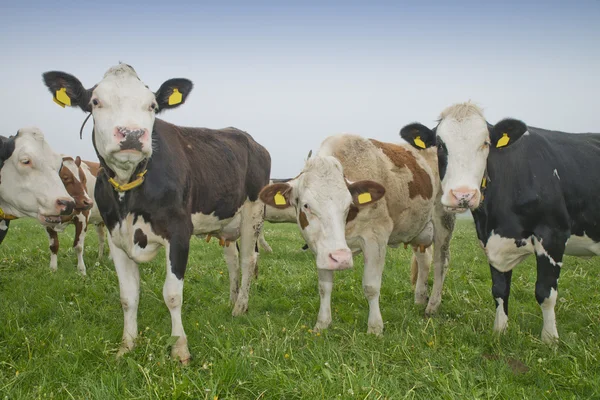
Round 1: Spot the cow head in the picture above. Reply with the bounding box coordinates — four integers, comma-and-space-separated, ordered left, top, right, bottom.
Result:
0, 128, 75, 225
60, 156, 93, 211
42, 64, 193, 183
259, 156, 385, 270
401, 102, 528, 212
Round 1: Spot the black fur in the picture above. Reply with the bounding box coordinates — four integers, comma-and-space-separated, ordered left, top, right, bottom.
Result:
42, 71, 93, 112
400, 123, 437, 149
154, 79, 193, 112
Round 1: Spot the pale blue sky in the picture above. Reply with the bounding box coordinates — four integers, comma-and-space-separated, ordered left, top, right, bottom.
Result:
1, 0, 599, 177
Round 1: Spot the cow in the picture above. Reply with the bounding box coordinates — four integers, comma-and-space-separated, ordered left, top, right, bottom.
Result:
42, 63, 270, 363
259, 134, 454, 334
45, 156, 109, 275
401, 101, 600, 343
257, 179, 298, 253
0, 128, 75, 244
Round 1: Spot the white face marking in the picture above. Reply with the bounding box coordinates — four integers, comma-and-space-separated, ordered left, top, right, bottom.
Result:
91, 65, 156, 182
0, 127, 73, 221
493, 297, 508, 333
565, 233, 600, 256
290, 156, 353, 269
436, 104, 490, 211
485, 231, 534, 272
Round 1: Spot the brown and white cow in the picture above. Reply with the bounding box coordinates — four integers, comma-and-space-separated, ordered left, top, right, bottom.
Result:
0, 128, 75, 244
43, 64, 270, 363
260, 134, 453, 333
45, 156, 109, 275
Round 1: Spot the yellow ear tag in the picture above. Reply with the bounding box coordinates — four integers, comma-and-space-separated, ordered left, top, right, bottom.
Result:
274, 191, 286, 206
414, 136, 426, 149
168, 88, 182, 106
496, 133, 510, 148
53, 97, 66, 108
357, 192, 372, 204
481, 176, 487, 188
55, 88, 71, 107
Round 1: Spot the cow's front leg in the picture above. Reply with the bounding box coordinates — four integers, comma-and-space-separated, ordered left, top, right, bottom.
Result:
46, 227, 60, 271
412, 247, 432, 305
490, 266, 512, 333
0, 220, 10, 245
427, 206, 455, 315
533, 234, 565, 344
362, 237, 387, 335
164, 235, 191, 363
73, 213, 88, 275
110, 236, 140, 357
314, 269, 334, 332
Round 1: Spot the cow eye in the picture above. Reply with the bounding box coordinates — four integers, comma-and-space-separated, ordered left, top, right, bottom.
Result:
149, 103, 158, 112
483, 140, 491, 148
92, 99, 99, 107
20, 159, 31, 166
303, 204, 309, 210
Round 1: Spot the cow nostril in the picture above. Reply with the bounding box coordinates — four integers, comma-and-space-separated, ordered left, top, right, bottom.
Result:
329, 253, 339, 264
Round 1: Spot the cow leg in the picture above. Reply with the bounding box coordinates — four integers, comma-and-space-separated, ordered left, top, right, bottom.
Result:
96, 223, 106, 259
314, 269, 334, 332
224, 242, 240, 305
164, 235, 191, 363
426, 206, 455, 315
413, 247, 432, 305
490, 266, 512, 333
533, 234, 565, 344
46, 227, 60, 271
258, 230, 272, 253
232, 201, 263, 316
362, 237, 387, 335
110, 237, 140, 357
0, 220, 10, 244
73, 214, 88, 275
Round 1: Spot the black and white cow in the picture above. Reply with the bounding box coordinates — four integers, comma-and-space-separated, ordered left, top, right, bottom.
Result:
402, 102, 600, 343
0, 128, 75, 243
43, 64, 270, 362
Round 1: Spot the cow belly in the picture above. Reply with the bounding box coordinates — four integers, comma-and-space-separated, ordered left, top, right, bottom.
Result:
565, 234, 600, 257
485, 232, 534, 272
191, 207, 243, 240
110, 214, 164, 263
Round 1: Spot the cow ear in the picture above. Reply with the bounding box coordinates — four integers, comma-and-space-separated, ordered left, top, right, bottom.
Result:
155, 78, 193, 112
75, 156, 82, 167
259, 182, 293, 209
400, 123, 436, 150
42, 71, 93, 112
347, 180, 385, 207
491, 119, 528, 149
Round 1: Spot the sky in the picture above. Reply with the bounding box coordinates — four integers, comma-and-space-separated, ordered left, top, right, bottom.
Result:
1, 0, 599, 178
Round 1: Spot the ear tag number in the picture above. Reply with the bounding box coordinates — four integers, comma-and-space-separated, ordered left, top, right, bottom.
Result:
274, 191, 286, 206
168, 88, 182, 105
496, 133, 510, 148
54, 88, 71, 107
358, 192, 372, 204
414, 136, 426, 149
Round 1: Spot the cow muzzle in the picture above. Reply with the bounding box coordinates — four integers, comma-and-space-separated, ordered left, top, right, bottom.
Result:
321, 248, 353, 270
445, 187, 479, 212
114, 126, 149, 151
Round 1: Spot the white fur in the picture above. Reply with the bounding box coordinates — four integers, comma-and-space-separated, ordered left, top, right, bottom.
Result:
485, 231, 533, 272
541, 288, 559, 343
0, 127, 73, 222
0, 220, 7, 231
565, 233, 600, 256
493, 298, 508, 333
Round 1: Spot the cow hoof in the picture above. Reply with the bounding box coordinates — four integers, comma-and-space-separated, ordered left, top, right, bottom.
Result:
116, 342, 134, 358
232, 302, 248, 316
367, 325, 383, 336
313, 321, 331, 332
414, 293, 429, 305
541, 330, 559, 345
78, 267, 87, 276
171, 344, 191, 365
425, 302, 440, 316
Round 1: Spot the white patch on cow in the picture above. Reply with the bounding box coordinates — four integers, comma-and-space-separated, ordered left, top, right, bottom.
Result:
485, 231, 534, 272
109, 214, 165, 263
540, 288, 559, 343
0, 220, 7, 231
436, 103, 489, 211
532, 237, 562, 267
191, 209, 241, 239
74, 213, 88, 275
0, 127, 73, 221
565, 233, 600, 257
314, 269, 334, 331
553, 169, 560, 180
49, 252, 58, 272
493, 297, 508, 333
523, 130, 530, 136
91, 65, 155, 183
264, 204, 296, 223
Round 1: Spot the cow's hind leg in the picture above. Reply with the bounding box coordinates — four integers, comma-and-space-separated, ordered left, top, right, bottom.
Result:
46, 227, 59, 272
412, 247, 432, 305
96, 223, 107, 259
164, 231, 192, 363
232, 200, 263, 316
0, 220, 10, 245
110, 236, 141, 357
224, 242, 240, 305
258, 230, 272, 253
533, 232, 565, 344
73, 213, 88, 275
426, 206, 455, 315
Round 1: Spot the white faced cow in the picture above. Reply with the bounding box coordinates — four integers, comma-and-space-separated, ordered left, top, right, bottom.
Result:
0, 128, 75, 243
260, 134, 453, 334
403, 102, 600, 343
43, 64, 270, 362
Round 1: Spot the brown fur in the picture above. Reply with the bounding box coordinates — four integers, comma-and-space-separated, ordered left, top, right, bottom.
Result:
60, 158, 90, 211
346, 205, 359, 223
369, 139, 433, 200
299, 210, 309, 229
46, 227, 59, 254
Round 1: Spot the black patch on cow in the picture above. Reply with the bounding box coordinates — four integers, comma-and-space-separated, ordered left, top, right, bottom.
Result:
400, 123, 437, 149
42, 71, 94, 112
134, 229, 148, 249
436, 135, 448, 181
0, 220, 11, 245
0, 135, 16, 178
490, 119, 528, 149
154, 79, 193, 112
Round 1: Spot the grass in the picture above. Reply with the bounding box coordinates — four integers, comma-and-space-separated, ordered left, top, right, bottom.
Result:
1, 218, 599, 399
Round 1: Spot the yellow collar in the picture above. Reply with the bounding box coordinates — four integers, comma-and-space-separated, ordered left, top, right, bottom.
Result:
0, 207, 18, 220
108, 170, 148, 192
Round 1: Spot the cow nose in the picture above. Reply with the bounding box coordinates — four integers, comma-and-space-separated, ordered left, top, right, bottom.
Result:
450, 188, 477, 207
57, 198, 76, 215
83, 197, 94, 209
328, 249, 353, 270
114, 126, 148, 141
